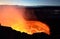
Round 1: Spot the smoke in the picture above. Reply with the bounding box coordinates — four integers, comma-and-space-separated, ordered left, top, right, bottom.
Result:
0, 5, 50, 35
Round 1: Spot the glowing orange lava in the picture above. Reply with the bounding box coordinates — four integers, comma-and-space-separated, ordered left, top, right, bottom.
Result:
0, 5, 50, 35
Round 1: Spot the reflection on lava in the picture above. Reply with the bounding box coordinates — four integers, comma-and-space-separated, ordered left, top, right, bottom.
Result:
0, 5, 50, 35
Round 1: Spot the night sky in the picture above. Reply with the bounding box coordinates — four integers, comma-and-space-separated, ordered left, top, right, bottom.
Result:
0, 0, 60, 6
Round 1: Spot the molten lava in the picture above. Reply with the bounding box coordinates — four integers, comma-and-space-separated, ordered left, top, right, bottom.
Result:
0, 5, 50, 35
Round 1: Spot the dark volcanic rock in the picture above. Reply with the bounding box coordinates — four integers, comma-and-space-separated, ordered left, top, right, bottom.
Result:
0, 24, 50, 39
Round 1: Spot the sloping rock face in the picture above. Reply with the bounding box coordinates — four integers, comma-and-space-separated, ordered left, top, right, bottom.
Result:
0, 25, 50, 39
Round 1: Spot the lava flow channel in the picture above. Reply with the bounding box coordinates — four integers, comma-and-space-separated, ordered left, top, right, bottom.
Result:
0, 5, 50, 35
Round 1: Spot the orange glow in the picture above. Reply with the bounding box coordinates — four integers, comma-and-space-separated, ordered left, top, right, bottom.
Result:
0, 5, 50, 35
25, 21, 50, 35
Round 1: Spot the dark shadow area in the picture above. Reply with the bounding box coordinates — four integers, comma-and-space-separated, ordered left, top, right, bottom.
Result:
26, 6, 60, 39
